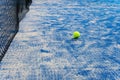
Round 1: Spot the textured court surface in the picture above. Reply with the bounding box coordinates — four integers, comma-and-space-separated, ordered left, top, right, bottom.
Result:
0, 0, 120, 80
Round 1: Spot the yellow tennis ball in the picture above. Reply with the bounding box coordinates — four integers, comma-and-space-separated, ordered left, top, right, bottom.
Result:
73, 31, 80, 39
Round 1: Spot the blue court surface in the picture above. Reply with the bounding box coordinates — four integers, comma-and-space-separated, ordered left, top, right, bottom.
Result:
0, 0, 120, 80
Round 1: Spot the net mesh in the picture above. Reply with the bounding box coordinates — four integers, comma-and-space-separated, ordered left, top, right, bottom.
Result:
0, 0, 32, 61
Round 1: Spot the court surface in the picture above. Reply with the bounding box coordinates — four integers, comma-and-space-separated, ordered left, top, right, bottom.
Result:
0, 0, 120, 80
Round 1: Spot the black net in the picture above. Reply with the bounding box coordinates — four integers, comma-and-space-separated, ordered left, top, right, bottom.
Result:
0, 0, 32, 61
